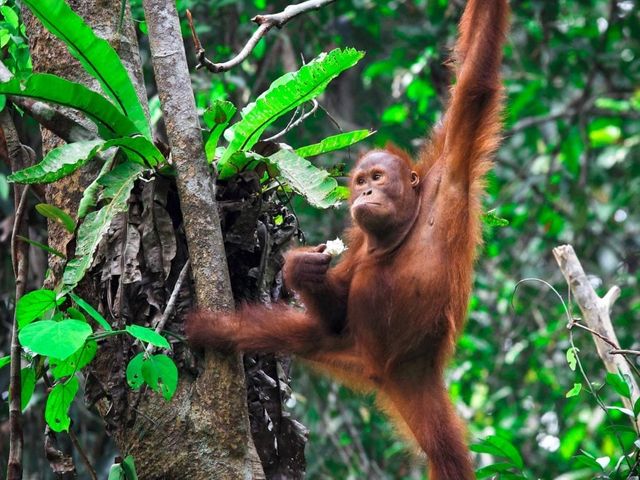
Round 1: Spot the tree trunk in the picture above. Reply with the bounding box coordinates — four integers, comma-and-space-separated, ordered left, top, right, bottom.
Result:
21, 1, 274, 478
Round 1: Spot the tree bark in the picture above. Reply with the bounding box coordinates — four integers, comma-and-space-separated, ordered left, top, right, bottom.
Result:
21, 1, 263, 478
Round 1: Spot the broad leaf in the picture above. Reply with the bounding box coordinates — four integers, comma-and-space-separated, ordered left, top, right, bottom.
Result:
21, 366, 36, 411
0, 75, 138, 139
50, 340, 97, 379
126, 325, 170, 349
204, 100, 236, 162
268, 149, 347, 208
606, 372, 632, 399
471, 435, 524, 469
218, 150, 267, 180
102, 136, 164, 167
69, 293, 112, 331
45, 376, 79, 432
126, 352, 145, 389
35, 203, 76, 233
9, 139, 104, 184
77, 152, 116, 219
62, 162, 144, 293
121, 456, 138, 480
22, 0, 149, 136
294, 129, 374, 158
221, 48, 364, 164
141, 354, 178, 401
16, 289, 64, 328
566, 347, 578, 371
19, 320, 92, 360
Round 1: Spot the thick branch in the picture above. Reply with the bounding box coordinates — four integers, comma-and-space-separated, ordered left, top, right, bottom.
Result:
142, 0, 264, 477
553, 244, 640, 431
189, 0, 336, 72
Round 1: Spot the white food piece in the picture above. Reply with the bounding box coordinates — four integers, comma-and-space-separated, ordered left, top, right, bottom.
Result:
325, 237, 347, 257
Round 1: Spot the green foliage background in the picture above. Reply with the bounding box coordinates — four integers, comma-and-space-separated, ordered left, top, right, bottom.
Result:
0, 0, 638, 478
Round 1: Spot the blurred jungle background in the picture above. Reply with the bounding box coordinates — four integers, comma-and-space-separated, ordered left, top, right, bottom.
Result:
0, 0, 638, 478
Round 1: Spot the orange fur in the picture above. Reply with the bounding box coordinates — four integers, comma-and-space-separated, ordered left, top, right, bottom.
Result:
186, 2, 509, 478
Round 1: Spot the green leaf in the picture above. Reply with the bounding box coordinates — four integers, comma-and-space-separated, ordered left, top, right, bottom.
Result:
126, 353, 145, 389
268, 149, 346, 208
221, 48, 364, 164
0, 75, 138, 139
19, 320, 92, 360
294, 129, 375, 158
16, 236, 65, 258
9, 139, 104, 184
634, 397, 640, 418
566, 347, 578, 371
105, 136, 164, 167
77, 151, 116, 219
22, 0, 149, 136
141, 354, 178, 401
471, 435, 524, 469
66, 307, 86, 322
589, 124, 621, 148
566, 383, 582, 398
606, 372, 632, 399
9, 137, 160, 186
35, 203, 76, 233
108, 464, 125, 480
16, 289, 64, 328
21, 367, 36, 411
605, 405, 635, 417
476, 462, 517, 479
481, 209, 509, 227
1, 6, 20, 30
69, 293, 112, 331
50, 340, 97, 379
0, 356, 10, 369
217, 150, 267, 180
62, 162, 144, 293
45, 376, 79, 432
125, 325, 170, 349
122, 455, 138, 480
204, 100, 236, 162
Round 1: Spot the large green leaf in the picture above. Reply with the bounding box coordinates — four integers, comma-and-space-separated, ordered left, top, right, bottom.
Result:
21, 367, 36, 411
204, 100, 236, 163
0, 75, 137, 139
126, 325, 170, 349
268, 149, 347, 209
19, 320, 92, 360
294, 129, 374, 158
8, 139, 104, 184
220, 48, 364, 164
16, 289, 64, 328
50, 340, 97, 379
141, 354, 178, 401
77, 152, 116, 219
103, 136, 164, 167
22, 0, 149, 137
61, 162, 144, 293
69, 293, 112, 331
217, 150, 267, 180
45, 376, 79, 432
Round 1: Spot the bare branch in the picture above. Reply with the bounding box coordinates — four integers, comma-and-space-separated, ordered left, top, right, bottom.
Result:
2, 109, 29, 480
189, 0, 336, 73
610, 349, 640, 357
264, 99, 319, 142
553, 244, 640, 432
145, 260, 190, 355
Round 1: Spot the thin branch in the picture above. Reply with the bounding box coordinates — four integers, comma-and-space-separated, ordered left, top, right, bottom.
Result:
188, 0, 336, 73
609, 349, 640, 357
264, 99, 319, 142
2, 109, 28, 480
145, 260, 190, 355
553, 244, 640, 432
68, 428, 98, 480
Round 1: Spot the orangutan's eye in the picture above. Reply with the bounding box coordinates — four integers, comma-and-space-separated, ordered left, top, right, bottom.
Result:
356, 177, 366, 185
372, 172, 382, 181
